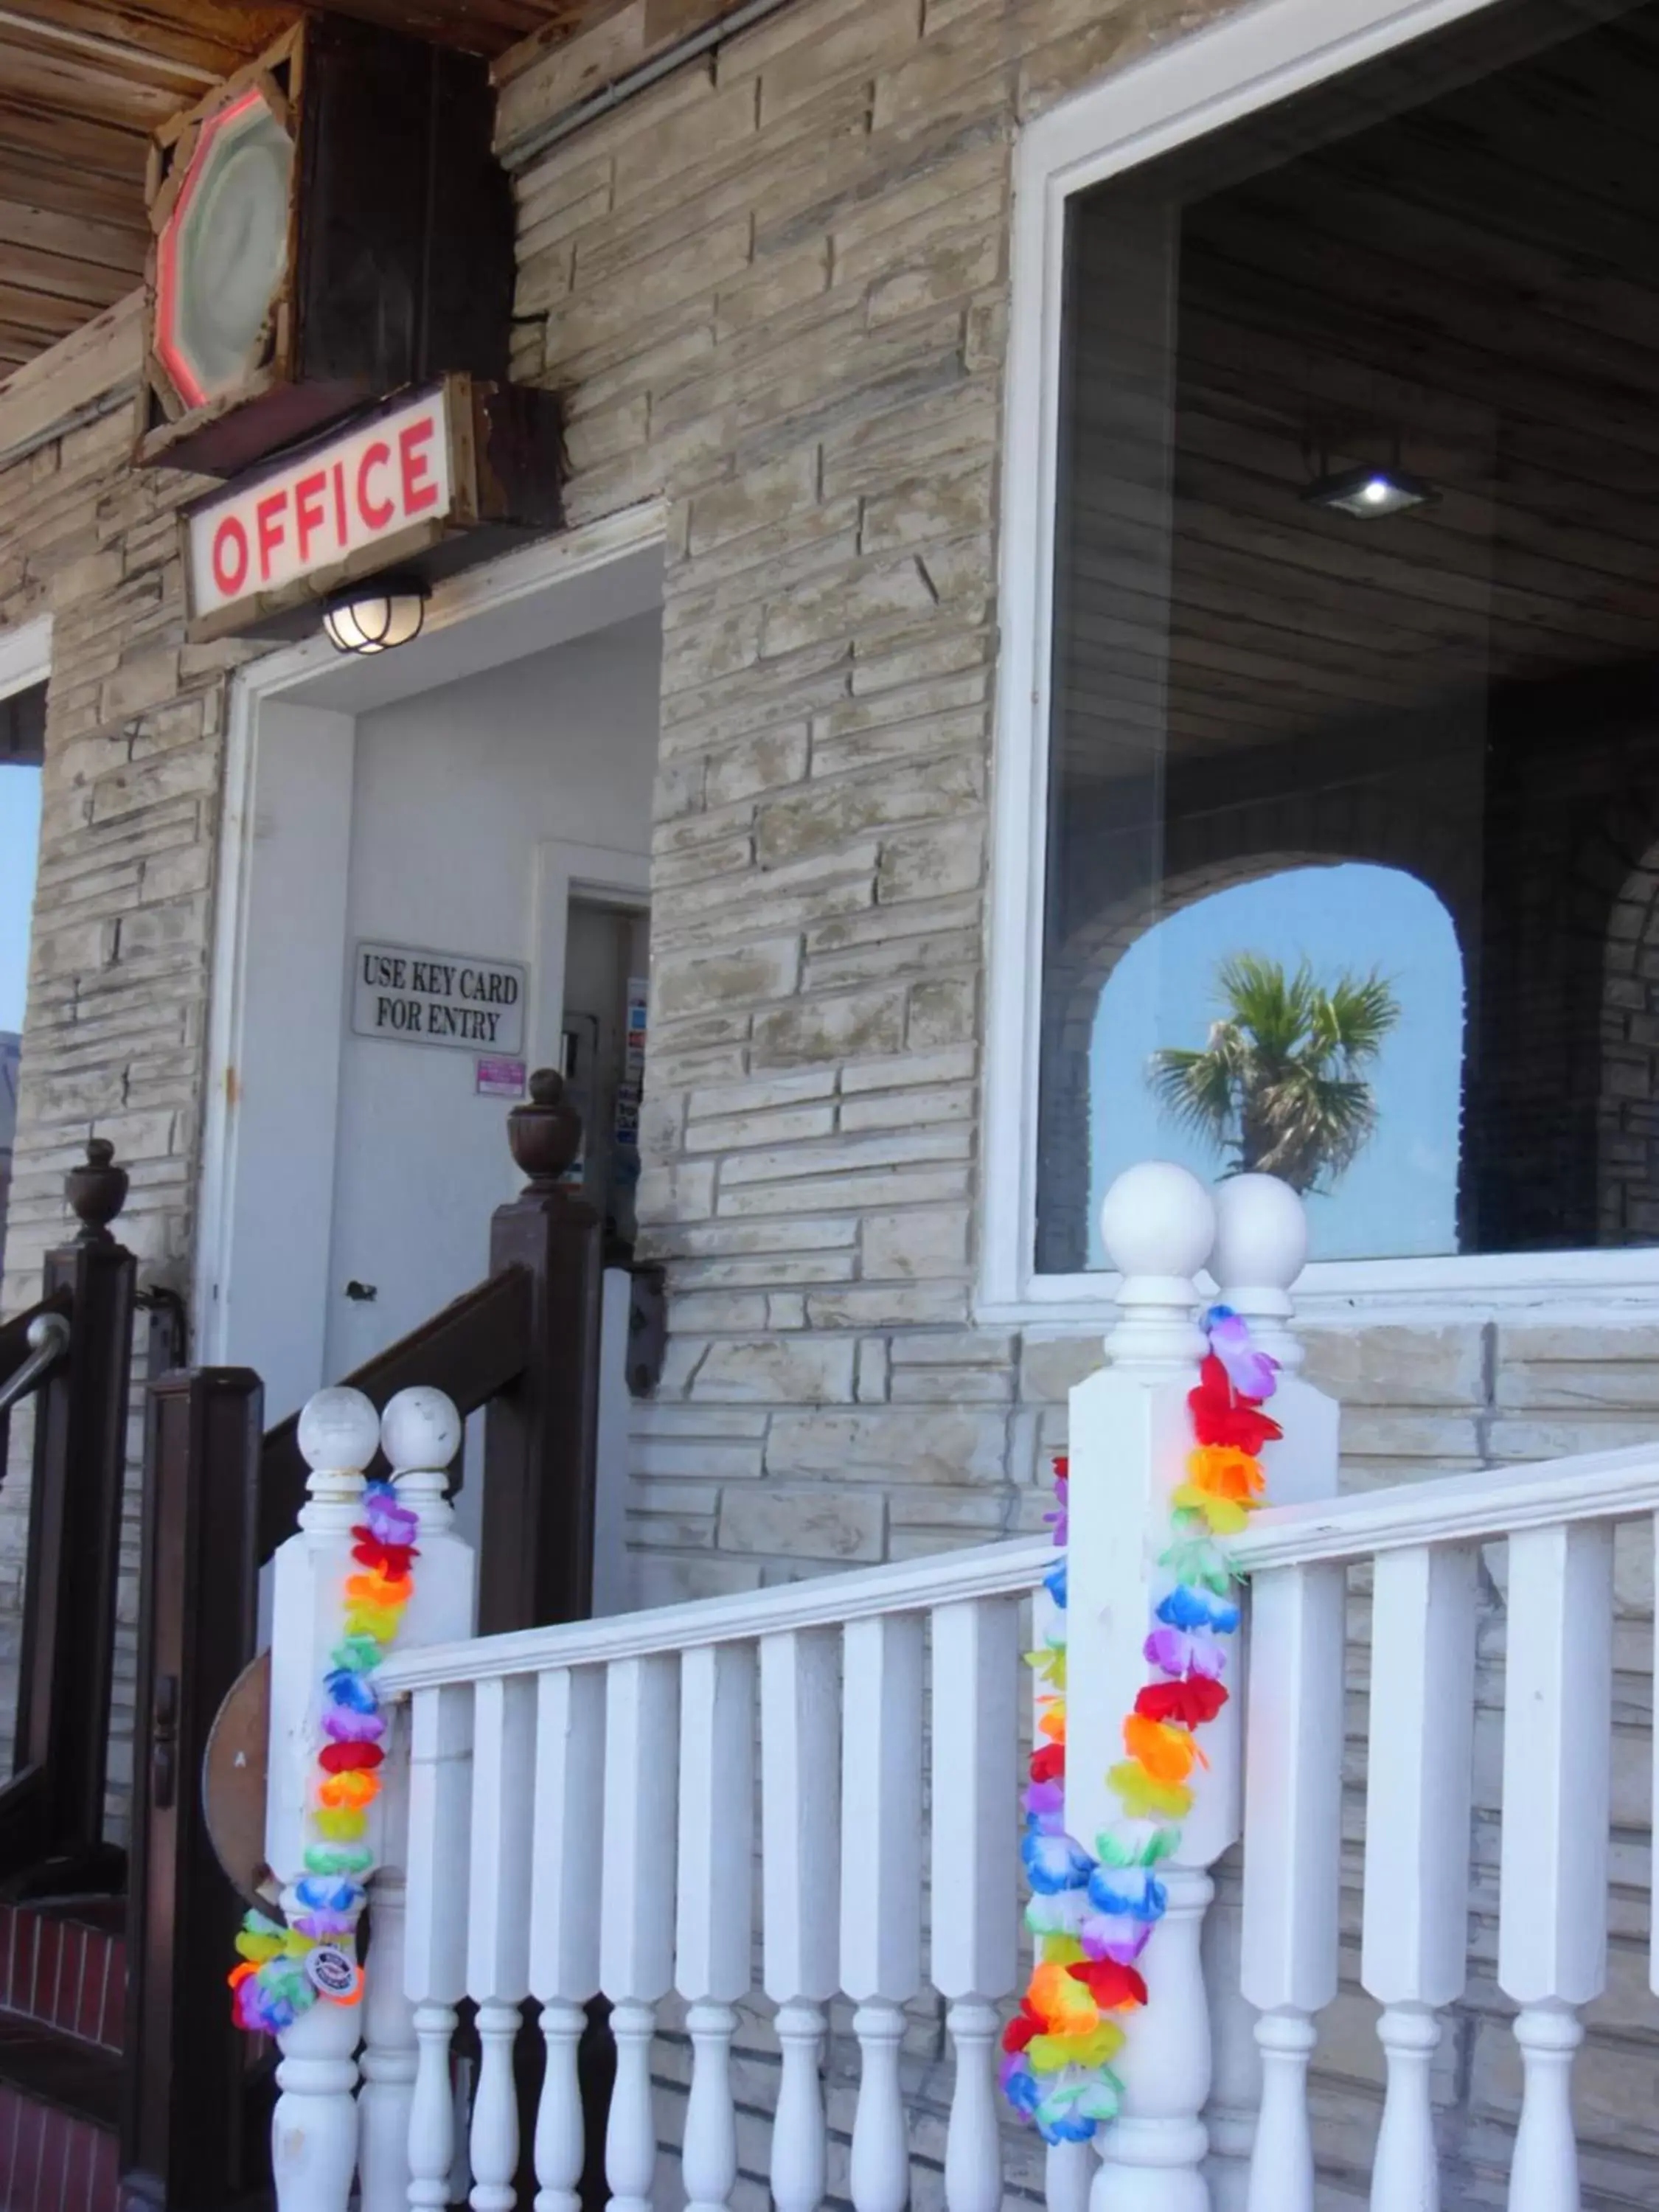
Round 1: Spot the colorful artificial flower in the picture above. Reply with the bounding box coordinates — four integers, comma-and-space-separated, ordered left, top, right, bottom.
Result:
1002, 1310, 1277, 2143
232, 1476, 417, 2034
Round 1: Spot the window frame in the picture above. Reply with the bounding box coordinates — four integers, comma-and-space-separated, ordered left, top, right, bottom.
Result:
979, 0, 1659, 1325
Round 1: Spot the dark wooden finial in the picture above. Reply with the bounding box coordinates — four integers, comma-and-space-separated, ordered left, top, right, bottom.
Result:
507, 1069, 582, 1191
66, 1138, 128, 1245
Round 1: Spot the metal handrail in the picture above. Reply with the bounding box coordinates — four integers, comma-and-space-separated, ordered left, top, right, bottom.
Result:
0, 1311, 69, 1419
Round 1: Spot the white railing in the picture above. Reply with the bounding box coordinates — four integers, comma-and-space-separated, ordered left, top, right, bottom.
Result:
257, 1166, 1656, 2212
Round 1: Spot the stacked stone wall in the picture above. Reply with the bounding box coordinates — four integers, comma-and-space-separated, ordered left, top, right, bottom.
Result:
0, 407, 245, 1826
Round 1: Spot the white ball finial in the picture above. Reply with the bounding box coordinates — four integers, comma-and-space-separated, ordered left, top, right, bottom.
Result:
1211, 1174, 1307, 1298
381, 1386, 462, 1477
297, 1385, 380, 1475
1099, 1161, 1216, 1284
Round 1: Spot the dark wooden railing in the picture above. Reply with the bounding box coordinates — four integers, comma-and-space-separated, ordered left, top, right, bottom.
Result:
122, 1068, 628, 2211
0, 1138, 137, 1899
123, 1367, 265, 2212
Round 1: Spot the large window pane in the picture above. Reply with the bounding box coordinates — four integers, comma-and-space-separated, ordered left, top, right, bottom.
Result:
1037, 0, 1659, 1268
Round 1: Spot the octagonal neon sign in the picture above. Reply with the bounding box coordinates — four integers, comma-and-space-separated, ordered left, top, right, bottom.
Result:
155, 86, 293, 411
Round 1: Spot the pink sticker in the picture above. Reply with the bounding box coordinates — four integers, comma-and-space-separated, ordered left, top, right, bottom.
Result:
476, 1057, 526, 1099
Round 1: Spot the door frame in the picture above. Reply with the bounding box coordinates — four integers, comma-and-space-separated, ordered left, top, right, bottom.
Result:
194, 502, 667, 1404
529, 838, 652, 1079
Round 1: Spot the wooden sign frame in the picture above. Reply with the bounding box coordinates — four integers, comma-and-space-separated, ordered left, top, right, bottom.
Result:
136, 18, 513, 479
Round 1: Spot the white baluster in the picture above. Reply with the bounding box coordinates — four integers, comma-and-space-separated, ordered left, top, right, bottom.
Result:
1046, 2143, 1093, 2212
1240, 1562, 1346, 2212
1362, 1545, 1478, 2212
360, 1710, 417, 2212
530, 1665, 605, 2212
677, 1642, 756, 2212
1028, 1562, 1093, 2212
1070, 1165, 1221, 2212
361, 1388, 474, 2212
1499, 1523, 1613, 2212
1206, 1173, 1337, 2210
406, 1681, 474, 2210
762, 1627, 841, 2212
1201, 1851, 1258, 2212
537, 2004, 588, 2212
842, 1613, 924, 2212
265, 1388, 378, 2212
601, 1655, 680, 2212
931, 1596, 1020, 2212
467, 1672, 538, 2209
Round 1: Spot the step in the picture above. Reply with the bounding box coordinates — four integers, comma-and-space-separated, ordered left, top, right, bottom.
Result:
0, 1899, 123, 2054
0, 2017, 119, 2212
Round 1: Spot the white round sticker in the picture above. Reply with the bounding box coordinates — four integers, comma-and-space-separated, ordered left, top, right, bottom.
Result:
304, 1944, 362, 2003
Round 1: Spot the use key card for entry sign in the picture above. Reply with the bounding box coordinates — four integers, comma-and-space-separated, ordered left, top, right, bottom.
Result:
352, 940, 526, 1057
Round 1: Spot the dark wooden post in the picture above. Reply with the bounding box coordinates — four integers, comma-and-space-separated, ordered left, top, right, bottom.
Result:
122, 1366, 265, 2212
479, 1069, 603, 1632
0, 1138, 136, 1889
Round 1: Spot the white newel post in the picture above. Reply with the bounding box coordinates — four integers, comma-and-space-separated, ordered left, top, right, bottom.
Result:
264, 1385, 472, 2212
361, 1388, 477, 2212
265, 1388, 380, 2212
264, 1386, 475, 2212
1202, 1175, 1338, 2211
1068, 1163, 1219, 2212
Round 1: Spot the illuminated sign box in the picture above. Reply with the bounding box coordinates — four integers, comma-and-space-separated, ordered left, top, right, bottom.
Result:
182, 375, 563, 642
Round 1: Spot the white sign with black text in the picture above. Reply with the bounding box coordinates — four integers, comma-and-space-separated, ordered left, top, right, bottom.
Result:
352, 942, 526, 1055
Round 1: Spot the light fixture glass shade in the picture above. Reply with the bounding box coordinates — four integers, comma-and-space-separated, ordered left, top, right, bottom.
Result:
156, 88, 292, 408
1301, 465, 1435, 518
322, 578, 429, 655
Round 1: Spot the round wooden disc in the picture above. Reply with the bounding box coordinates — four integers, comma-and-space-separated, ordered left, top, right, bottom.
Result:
203, 1649, 280, 1912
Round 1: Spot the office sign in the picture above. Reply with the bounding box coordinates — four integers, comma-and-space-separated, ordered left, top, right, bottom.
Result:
181, 376, 566, 641
352, 942, 526, 1055
188, 389, 455, 633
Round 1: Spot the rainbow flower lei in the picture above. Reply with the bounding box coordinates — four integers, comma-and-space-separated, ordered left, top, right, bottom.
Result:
1001, 1306, 1280, 2143
228, 1475, 420, 2033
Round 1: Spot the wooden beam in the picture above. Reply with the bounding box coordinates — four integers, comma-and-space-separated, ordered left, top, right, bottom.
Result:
0, 286, 142, 467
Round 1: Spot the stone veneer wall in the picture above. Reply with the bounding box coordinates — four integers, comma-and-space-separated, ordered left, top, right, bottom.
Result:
0, 406, 245, 1826
0, 0, 1652, 2197
504, 5, 1659, 2201
513, 0, 1251, 1597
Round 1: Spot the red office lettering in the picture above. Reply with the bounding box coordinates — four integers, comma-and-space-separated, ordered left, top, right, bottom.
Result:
255, 490, 288, 582
356, 442, 394, 530
398, 418, 439, 514
211, 515, 248, 598
293, 470, 328, 562
333, 460, 349, 546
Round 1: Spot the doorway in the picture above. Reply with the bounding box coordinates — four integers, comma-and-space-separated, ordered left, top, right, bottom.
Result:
561, 897, 650, 1257
197, 514, 665, 1573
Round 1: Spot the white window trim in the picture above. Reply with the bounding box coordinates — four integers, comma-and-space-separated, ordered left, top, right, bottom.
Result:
980, 0, 1659, 1329
0, 613, 51, 700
